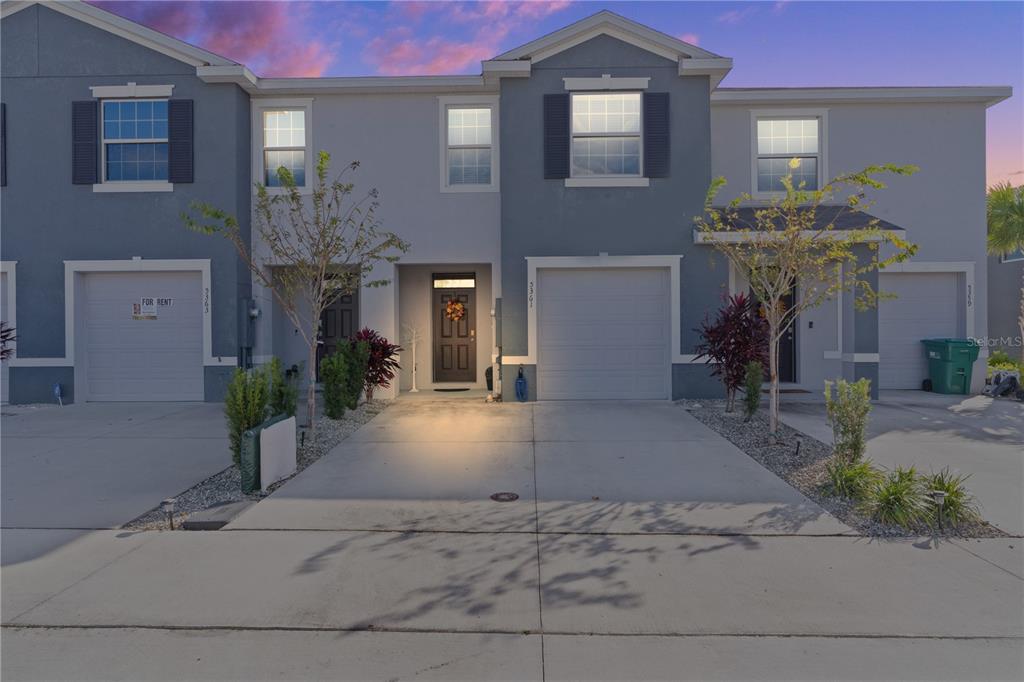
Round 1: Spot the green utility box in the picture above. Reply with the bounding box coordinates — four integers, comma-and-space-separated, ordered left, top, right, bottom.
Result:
240, 413, 291, 494
921, 338, 980, 395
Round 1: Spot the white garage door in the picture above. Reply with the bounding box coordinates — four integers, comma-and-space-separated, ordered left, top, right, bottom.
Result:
1, 271, 8, 404
82, 271, 204, 401
537, 268, 671, 400
878, 272, 962, 390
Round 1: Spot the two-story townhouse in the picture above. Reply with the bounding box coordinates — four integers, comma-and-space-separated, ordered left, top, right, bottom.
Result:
1, 0, 252, 404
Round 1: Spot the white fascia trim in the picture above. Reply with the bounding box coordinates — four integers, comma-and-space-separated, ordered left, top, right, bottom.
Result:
565, 177, 649, 188
510, 255, 686, 366
14, 0, 235, 68
678, 58, 734, 89
202, 67, 492, 95
564, 75, 650, 91
93, 182, 174, 193
1, 261, 17, 361
842, 353, 880, 363
252, 98, 315, 196
438, 95, 500, 194
482, 60, 531, 78
494, 11, 723, 62
196, 65, 259, 92
749, 108, 829, 199
90, 83, 174, 99
713, 87, 1013, 108
53, 259, 232, 368
880, 261, 976, 338
693, 229, 901, 244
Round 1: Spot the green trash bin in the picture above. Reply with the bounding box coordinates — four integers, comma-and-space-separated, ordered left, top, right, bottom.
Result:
920, 338, 980, 395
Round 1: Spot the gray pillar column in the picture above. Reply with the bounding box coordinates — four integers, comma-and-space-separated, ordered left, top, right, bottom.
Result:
841, 245, 880, 399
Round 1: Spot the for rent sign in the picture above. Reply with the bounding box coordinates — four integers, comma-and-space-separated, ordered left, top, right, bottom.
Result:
132, 296, 174, 321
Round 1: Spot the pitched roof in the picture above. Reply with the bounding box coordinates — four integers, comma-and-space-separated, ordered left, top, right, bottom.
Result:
708, 206, 906, 232
1, 0, 237, 68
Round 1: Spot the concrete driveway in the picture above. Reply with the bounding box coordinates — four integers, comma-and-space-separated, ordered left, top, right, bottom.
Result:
780, 390, 1024, 536
228, 399, 850, 535
1, 402, 230, 529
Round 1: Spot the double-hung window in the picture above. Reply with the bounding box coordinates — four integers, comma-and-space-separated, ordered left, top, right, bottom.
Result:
262, 109, 307, 187
571, 93, 641, 177
101, 99, 168, 182
755, 116, 822, 192
444, 105, 494, 189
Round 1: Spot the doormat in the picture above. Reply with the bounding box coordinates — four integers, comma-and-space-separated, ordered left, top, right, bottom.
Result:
434, 388, 470, 392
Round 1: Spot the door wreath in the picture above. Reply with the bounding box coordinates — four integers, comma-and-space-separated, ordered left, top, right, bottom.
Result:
445, 299, 466, 322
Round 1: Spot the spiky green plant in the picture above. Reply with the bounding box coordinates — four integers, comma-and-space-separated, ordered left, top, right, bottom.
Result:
864, 467, 929, 529
320, 351, 349, 420
824, 378, 872, 463
224, 368, 269, 466
266, 357, 298, 418
743, 361, 763, 421
344, 340, 371, 410
825, 458, 882, 500
923, 468, 981, 528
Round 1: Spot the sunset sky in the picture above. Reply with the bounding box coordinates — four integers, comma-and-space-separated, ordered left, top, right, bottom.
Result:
88, 1, 1023, 186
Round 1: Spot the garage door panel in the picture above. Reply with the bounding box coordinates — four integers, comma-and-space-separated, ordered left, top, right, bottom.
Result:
82, 271, 203, 401
879, 272, 961, 390
538, 268, 671, 400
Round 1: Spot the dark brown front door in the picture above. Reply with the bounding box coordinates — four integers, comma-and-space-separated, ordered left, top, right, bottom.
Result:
433, 283, 475, 383
317, 293, 357, 379
778, 287, 797, 383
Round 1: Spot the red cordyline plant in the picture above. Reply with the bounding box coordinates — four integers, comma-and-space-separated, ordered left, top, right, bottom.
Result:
353, 327, 402, 401
693, 292, 769, 412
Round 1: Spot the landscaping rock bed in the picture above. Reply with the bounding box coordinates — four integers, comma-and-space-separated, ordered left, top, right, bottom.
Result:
679, 399, 1006, 538
124, 400, 389, 530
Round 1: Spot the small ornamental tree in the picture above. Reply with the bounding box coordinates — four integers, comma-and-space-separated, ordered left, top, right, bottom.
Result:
694, 161, 918, 434
184, 151, 409, 434
693, 293, 769, 412
353, 327, 402, 401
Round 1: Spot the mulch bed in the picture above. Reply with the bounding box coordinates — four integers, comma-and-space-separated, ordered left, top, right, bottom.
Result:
679, 399, 1006, 538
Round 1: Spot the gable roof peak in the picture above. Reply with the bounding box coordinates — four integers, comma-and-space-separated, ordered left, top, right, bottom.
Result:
493, 9, 725, 63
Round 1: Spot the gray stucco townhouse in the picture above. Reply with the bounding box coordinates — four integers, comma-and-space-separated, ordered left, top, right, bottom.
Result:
0, 4, 1012, 404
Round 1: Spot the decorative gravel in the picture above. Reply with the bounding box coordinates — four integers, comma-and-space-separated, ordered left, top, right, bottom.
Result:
679, 399, 1006, 538
124, 400, 390, 530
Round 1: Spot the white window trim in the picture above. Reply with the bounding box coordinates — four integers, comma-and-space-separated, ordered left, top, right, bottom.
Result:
93, 91, 173, 193
750, 108, 829, 200
568, 91, 644, 188
563, 75, 650, 91
1001, 250, 1024, 263
7, 259, 234, 369
438, 95, 500, 193
1, 261, 16, 362
502, 254, 686, 367
252, 98, 314, 196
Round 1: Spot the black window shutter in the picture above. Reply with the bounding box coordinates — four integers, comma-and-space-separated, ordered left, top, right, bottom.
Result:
168, 99, 194, 184
643, 92, 670, 178
72, 100, 98, 185
543, 93, 570, 179
1, 103, 6, 187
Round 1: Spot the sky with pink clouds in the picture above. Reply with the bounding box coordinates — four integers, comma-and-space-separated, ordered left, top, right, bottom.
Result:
87, 1, 1022, 185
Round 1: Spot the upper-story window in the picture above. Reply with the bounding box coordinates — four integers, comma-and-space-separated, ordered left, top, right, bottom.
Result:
263, 109, 306, 187
755, 117, 821, 192
571, 93, 641, 177
439, 96, 498, 192
101, 99, 168, 182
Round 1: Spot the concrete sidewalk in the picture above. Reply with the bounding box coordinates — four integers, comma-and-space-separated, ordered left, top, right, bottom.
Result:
780, 390, 1024, 535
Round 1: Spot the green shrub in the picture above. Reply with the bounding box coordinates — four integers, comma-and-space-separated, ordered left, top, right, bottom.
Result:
923, 468, 980, 527
988, 350, 1023, 376
824, 378, 872, 464
224, 368, 269, 466
742, 361, 763, 421
825, 458, 882, 500
864, 466, 929, 529
267, 357, 298, 418
320, 351, 349, 420
344, 340, 371, 410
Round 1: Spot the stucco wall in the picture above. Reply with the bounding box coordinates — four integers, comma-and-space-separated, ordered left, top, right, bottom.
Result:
499, 35, 721, 383
988, 255, 1023, 358
0, 4, 251, 401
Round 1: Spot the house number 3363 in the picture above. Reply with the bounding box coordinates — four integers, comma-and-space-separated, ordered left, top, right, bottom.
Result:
528, 281, 534, 309
204, 287, 210, 314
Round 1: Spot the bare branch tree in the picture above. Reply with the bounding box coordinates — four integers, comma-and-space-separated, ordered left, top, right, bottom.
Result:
184, 151, 410, 433
694, 160, 918, 434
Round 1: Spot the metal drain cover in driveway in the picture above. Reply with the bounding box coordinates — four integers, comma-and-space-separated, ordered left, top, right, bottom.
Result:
490, 492, 519, 502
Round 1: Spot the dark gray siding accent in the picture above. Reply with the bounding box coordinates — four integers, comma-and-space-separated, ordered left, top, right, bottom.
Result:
71, 100, 98, 185
168, 99, 194, 184
9, 366, 75, 404
987, 255, 1023, 355
543, 93, 570, 179
643, 92, 669, 178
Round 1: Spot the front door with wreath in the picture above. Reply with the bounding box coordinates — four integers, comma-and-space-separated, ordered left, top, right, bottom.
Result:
433, 274, 476, 382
